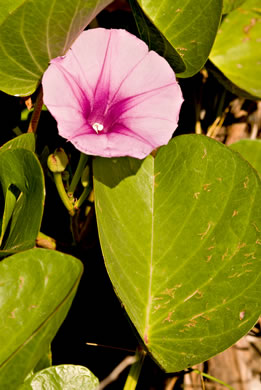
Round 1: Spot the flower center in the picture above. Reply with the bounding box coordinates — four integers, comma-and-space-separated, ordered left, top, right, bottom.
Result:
92, 122, 104, 134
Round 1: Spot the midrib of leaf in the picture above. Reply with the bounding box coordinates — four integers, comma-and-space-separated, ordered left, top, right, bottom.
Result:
97, 188, 147, 306
106, 194, 148, 264
143, 160, 155, 344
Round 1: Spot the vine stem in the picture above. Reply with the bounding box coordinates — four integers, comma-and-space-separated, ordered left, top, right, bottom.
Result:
53, 172, 75, 216
68, 152, 89, 196
28, 85, 43, 133
74, 185, 91, 209
123, 347, 146, 390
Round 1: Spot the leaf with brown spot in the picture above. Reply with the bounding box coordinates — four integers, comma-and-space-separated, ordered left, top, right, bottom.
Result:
210, 0, 261, 98
93, 134, 261, 372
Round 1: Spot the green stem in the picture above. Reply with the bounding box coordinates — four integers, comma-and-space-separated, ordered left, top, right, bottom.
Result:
216, 89, 227, 119
193, 369, 235, 390
123, 348, 146, 390
70, 214, 79, 244
68, 153, 89, 196
53, 172, 75, 216
74, 185, 91, 209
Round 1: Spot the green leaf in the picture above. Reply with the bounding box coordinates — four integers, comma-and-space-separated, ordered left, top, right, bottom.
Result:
0, 184, 20, 247
0, 0, 113, 96
206, 61, 258, 100
210, 0, 261, 98
230, 139, 261, 174
0, 133, 35, 153
93, 134, 261, 372
0, 135, 36, 249
0, 148, 44, 256
21, 365, 99, 389
0, 248, 83, 388
222, 0, 245, 13
129, 0, 185, 73
134, 0, 222, 77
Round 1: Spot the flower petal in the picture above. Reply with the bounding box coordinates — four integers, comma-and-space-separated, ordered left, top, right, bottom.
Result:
42, 62, 91, 139
71, 131, 153, 159
50, 29, 150, 108
42, 28, 184, 158
107, 50, 183, 147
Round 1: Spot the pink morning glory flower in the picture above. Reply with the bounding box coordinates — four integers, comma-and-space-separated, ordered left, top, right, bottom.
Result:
42, 28, 183, 159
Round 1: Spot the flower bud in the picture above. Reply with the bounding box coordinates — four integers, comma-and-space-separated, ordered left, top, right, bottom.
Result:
47, 148, 69, 173
81, 165, 90, 187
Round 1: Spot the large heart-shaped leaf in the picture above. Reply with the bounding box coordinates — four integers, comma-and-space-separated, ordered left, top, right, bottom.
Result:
21, 365, 99, 389
133, 0, 222, 78
0, 248, 83, 388
210, 0, 261, 98
0, 0, 113, 96
0, 148, 44, 256
230, 139, 261, 175
93, 134, 261, 372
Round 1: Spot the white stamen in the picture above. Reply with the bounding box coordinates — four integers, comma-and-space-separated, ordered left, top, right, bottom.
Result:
92, 122, 104, 134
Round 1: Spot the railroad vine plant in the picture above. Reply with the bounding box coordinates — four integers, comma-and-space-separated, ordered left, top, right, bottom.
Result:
0, 0, 260, 388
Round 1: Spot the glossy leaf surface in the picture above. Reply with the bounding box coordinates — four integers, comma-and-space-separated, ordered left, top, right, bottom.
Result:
230, 139, 261, 174
0, 248, 83, 388
0, 147, 44, 256
93, 134, 261, 372
210, 0, 261, 98
129, 0, 185, 73
21, 365, 99, 389
135, 0, 222, 77
0, 0, 113, 96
